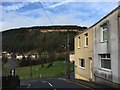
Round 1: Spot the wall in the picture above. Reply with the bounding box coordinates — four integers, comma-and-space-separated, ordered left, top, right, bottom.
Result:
118, 6, 120, 83
74, 28, 94, 81
93, 8, 120, 84
69, 53, 75, 62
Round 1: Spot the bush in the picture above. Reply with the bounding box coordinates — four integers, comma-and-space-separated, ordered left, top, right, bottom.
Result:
18, 53, 65, 67
19, 57, 30, 67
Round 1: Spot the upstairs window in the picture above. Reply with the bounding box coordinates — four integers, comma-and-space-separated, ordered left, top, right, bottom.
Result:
85, 33, 88, 47
78, 36, 81, 48
101, 23, 108, 42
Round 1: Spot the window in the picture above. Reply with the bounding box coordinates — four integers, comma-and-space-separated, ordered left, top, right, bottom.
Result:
78, 37, 81, 48
101, 23, 108, 42
100, 54, 111, 70
79, 59, 85, 68
85, 33, 88, 47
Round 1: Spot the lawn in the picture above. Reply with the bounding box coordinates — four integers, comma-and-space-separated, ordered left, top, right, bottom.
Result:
3, 61, 73, 80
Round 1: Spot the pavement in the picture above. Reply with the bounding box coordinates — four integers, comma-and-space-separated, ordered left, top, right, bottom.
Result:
73, 80, 120, 90
69, 72, 120, 89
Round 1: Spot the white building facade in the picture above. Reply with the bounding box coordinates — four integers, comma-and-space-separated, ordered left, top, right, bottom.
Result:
93, 6, 120, 84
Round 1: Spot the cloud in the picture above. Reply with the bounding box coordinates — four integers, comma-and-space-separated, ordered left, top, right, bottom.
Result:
1, 11, 34, 31
1, 1, 119, 31
45, 0, 71, 8
3, 2, 30, 11
1, 6, 80, 31
1, 0, 120, 2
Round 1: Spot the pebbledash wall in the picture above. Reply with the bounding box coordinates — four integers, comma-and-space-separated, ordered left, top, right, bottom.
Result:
93, 6, 120, 84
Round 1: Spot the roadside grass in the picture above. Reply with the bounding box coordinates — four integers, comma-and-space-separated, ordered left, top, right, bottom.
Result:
3, 61, 73, 80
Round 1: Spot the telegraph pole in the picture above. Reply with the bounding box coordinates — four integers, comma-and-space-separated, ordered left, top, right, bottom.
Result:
66, 28, 70, 79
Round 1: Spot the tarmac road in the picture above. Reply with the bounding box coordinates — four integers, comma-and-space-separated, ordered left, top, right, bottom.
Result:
19, 78, 93, 89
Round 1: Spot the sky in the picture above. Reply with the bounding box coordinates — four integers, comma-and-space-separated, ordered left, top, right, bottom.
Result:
1, 0, 120, 31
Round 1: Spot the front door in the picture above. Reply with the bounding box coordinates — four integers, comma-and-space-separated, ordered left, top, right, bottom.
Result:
90, 58, 92, 80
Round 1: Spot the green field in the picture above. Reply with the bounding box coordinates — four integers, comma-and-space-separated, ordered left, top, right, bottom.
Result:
3, 61, 73, 80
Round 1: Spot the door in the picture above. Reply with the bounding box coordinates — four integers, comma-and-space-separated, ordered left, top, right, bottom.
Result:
90, 58, 92, 80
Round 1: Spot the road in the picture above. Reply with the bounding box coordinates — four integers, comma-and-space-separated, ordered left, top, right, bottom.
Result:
19, 78, 93, 89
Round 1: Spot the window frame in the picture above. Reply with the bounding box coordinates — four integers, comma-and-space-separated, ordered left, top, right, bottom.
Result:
101, 23, 108, 42
100, 54, 111, 71
84, 33, 88, 47
79, 58, 85, 69
78, 36, 81, 48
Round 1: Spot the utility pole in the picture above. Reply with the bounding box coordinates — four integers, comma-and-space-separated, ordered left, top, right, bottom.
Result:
66, 28, 70, 79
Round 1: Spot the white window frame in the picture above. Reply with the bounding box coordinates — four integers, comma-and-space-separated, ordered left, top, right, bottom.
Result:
101, 23, 108, 42
79, 58, 85, 69
78, 36, 81, 48
100, 54, 111, 71
85, 33, 88, 47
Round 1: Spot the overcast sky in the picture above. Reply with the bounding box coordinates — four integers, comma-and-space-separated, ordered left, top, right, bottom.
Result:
1, 0, 119, 31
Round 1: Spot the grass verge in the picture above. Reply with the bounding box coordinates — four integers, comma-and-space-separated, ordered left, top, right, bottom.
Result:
3, 61, 73, 80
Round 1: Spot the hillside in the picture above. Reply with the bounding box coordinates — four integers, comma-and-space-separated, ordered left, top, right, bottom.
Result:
2, 25, 86, 54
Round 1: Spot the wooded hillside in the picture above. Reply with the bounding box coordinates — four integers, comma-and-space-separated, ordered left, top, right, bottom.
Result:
2, 26, 86, 54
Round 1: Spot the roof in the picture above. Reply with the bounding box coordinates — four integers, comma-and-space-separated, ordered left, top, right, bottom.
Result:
73, 6, 120, 39
74, 27, 93, 38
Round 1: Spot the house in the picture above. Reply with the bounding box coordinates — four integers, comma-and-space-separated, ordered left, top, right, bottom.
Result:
93, 6, 120, 84
71, 6, 120, 85
2, 52, 11, 60
74, 27, 94, 81
69, 52, 75, 63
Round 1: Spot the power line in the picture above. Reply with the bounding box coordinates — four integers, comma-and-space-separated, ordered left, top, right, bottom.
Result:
37, 0, 53, 25
3, 1, 118, 29
79, 2, 114, 24
79, 1, 117, 25
2, 1, 55, 29
37, 1, 117, 27
37, 1, 71, 79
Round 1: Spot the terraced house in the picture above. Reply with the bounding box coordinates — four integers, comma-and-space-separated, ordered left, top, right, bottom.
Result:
73, 27, 94, 81
93, 6, 120, 85
71, 6, 120, 85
